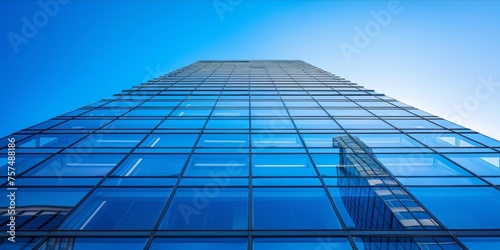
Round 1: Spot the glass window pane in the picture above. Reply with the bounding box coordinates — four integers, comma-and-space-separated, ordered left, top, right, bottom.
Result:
40, 238, 147, 250
375, 154, 470, 176
253, 238, 352, 250
125, 108, 172, 116
73, 134, 146, 147
112, 154, 188, 177
104, 119, 161, 129
60, 188, 171, 230
368, 109, 414, 116
18, 134, 85, 148
82, 109, 128, 117
294, 119, 340, 129
185, 154, 249, 177
463, 133, 500, 147
301, 134, 343, 148
171, 109, 212, 117
460, 237, 500, 250
253, 188, 341, 229
385, 119, 441, 129
445, 154, 500, 176
212, 109, 249, 116
159, 119, 206, 129
251, 119, 295, 129
159, 188, 248, 230
25, 154, 125, 177
310, 154, 342, 176
150, 238, 247, 250
410, 133, 482, 147
252, 134, 302, 147
251, 109, 288, 116
336, 119, 392, 129
141, 134, 199, 147
352, 134, 423, 147
288, 109, 328, 117
252, 154, 316, 176
326, 109, 372, 117
397, 177, 485, 186
409, 187, 500, 229
0, 154, 51, 177
198, 134, 249, 147
54, 119, 111, 130
205, 119, 249, 129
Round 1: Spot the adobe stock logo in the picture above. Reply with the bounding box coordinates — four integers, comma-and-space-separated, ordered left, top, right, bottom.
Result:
340, 0, 403, 63
213, 0, 242, 21
7, 0, 69, 54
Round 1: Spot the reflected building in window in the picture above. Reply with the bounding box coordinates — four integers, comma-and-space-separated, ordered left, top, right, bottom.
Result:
1, 60, 500, 249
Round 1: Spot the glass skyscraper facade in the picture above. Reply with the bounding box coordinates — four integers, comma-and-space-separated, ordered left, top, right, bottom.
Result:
2, 60, 500, 249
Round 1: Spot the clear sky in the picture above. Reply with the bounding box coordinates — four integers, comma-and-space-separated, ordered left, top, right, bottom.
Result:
1, 0, 499, 140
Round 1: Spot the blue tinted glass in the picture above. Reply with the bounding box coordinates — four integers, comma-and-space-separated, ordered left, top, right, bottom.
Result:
18, 134, 85, 147
463, 133, 500, 147
288, 109, 328, 116
252, 178, 321, 186
171, 109, 212, 117
375, 154, 470, 176
141, 134, 199, 147
310, 154, 342, 176
159, 119, 206, 129
185, 154, 249, 177
16, 177, 101, 186
253, 238, 352, 250
410, 187, 500, 229
251, 119, 295, 129
336, 119, 392, 129
397, 177, 485, 186
319, 101, 358, 107
301, 134, 343, 147
73, 134, 146, 147
54, 119, 111, 130
294, 119, 340, 129
60, 188, 171, 230
179, 101, 215, 107
252, 154, 316, 176
41, 238, 147, 250
252, 134, 303, 147
112, 154, 188, 177
180, 178, 248, 186
445, 154, 500, 176
150, 238, 247, 250
253, 188, 341, 229
410, 133, 481, 147
198, 134, 249, 147
326, 109, 372, 117
205, 119, 249, 129
25, 154, 125, 177
368, 109, 414, 116
125, 108, 172, 116
353, 134, 423, 147
0, 154, 50, 177
160, 188, 248, 230
460, 237, 500, 250
385, 119, 441, 129
251, 109, 288, 116
104, 119, 161, 129
251, 101, 283, 107
0, 188, 89, 207
284, 101, 319, 107
82, 109, 129, 117
212, 109, 249, 116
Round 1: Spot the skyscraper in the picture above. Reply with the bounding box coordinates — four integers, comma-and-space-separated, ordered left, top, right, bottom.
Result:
2, 60, 500, 249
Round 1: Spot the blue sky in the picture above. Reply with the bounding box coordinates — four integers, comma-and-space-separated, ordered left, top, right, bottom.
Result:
1, 0, 499, 140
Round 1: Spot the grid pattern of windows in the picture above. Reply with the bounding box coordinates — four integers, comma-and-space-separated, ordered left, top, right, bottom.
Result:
1, 60, 500, 249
